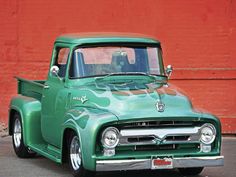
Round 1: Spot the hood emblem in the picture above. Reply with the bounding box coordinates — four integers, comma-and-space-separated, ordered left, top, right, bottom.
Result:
156, 100, 165, 112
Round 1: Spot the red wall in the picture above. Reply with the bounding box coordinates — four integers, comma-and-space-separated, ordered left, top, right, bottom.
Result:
0, 0, 236, 133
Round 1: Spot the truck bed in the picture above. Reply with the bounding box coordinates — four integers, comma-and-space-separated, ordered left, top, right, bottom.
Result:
16, 77, 45, 101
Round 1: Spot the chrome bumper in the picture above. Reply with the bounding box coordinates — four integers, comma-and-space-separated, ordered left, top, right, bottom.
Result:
96, 156, 224, 171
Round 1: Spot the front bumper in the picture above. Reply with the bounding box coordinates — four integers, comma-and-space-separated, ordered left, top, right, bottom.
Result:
96, 156, 224, 171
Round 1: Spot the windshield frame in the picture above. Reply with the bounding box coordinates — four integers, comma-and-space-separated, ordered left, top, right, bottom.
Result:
68, 42, 165, 80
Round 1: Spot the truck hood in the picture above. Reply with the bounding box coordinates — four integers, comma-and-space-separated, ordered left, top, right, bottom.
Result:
71, 80, 202, 121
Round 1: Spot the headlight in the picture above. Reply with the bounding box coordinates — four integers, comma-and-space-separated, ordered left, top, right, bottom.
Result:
101, 127, 119, 148
200, 123, 216, 144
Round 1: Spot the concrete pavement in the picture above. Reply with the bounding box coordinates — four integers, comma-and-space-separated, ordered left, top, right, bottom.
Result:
0, 136, 235, 177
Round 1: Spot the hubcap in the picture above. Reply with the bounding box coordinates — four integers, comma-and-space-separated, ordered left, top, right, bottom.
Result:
70, 136, 82, 170
13, 118, 22, 148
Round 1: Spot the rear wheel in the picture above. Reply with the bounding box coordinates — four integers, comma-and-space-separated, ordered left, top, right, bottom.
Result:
12, 112, 36, 158
178, 167, 204, 176
68, 132, 95, 177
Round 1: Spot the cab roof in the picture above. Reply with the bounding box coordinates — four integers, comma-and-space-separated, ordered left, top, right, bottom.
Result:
55, 32, 160, 46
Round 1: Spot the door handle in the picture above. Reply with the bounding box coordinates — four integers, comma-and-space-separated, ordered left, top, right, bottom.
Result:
44, 85, 50, 89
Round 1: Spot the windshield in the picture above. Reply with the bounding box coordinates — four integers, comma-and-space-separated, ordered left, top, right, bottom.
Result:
69, 46, 165, 78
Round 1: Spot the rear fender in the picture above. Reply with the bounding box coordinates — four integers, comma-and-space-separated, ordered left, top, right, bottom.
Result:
9, 95, 42, 146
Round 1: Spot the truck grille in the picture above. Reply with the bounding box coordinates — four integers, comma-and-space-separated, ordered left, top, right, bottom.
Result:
133, 144, 198, 151
116, 121, 202, 152
126, 135, 190, 145
136, 144, 176, 151
120, 120, 199, 129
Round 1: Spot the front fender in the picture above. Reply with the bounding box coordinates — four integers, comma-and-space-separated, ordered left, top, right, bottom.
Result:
62, 107, 118, 171
9, 95, 42, 146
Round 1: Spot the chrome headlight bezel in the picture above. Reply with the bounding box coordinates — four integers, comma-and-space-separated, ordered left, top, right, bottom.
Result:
200, 123, 216, 145
101, 127, 120, 148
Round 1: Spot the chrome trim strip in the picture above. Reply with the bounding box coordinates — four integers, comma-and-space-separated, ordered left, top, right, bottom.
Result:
119, 127, 201, 146
96, 156, 224, 171
173, 156, 224, 168
97, 159, 150, 171
122, 122, 194, 128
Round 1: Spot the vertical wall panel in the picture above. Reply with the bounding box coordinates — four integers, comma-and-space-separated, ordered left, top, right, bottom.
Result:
0, 0, 235, 133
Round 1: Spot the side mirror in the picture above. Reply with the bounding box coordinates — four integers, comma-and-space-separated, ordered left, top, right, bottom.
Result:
50, 65, 62, 81
166, 65, 173, 79
50, 65, 59, 76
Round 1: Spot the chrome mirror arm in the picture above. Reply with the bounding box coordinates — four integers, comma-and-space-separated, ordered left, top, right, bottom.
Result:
50, 65, 62, 81
166, 65, 173, 79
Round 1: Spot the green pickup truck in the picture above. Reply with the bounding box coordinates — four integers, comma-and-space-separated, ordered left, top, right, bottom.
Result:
9, 33, 224, 177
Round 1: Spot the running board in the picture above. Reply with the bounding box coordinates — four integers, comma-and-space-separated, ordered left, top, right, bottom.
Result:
28, 143, 62, 163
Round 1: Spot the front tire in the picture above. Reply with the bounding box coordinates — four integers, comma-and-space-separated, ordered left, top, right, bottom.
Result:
178, 167, 204, 176
68, 132, 95, 177
12, 112, 36, 158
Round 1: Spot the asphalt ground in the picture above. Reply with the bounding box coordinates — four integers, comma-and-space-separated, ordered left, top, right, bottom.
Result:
0, 136, 235, 177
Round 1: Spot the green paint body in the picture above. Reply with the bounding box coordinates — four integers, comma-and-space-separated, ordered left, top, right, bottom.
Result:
9, 34, 222, 171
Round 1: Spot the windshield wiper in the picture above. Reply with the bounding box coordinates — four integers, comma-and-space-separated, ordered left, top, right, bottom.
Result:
70, 72, 167, 84
95, 72, 161, 81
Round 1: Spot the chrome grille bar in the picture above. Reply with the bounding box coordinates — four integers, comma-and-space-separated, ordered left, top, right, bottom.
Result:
121, 121, 195, 128
119, 127, 201, 146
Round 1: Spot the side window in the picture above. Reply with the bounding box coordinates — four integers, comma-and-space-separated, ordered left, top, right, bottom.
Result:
54, 48, 70, 77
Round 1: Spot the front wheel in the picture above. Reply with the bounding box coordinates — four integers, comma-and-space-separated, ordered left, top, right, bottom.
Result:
12, 112, 36, 158
68, 132, 95, 177
178, 167, 204, 176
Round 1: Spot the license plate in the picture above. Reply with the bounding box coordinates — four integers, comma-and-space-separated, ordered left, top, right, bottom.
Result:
151, 158, 173, 169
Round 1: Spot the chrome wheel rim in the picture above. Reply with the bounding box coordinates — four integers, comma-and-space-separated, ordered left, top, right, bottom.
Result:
13, 118, 21, 148
70, 136, 81, 170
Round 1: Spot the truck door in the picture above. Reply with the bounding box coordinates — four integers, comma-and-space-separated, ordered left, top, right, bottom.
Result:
41, 44, 70, 147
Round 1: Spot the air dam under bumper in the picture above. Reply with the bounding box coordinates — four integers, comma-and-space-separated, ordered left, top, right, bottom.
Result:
96, 156, 224, 171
